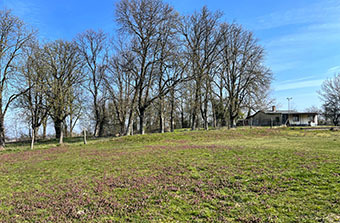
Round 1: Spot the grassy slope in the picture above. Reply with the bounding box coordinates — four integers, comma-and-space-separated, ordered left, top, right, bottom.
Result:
0, 128, 339, 222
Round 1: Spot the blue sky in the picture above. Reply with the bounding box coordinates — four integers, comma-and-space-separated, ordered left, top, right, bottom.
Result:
1, 0, 340, 111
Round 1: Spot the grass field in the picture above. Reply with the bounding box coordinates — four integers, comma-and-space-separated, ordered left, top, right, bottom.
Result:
0, 127, 339, 222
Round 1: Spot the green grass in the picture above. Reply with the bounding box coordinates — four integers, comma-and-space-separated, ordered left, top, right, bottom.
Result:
0, 127, 339, 222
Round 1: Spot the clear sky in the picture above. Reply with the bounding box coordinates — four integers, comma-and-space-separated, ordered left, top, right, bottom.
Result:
1, 0, 340, 111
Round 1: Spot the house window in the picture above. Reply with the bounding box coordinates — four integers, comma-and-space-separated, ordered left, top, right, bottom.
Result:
293, 115, 299, 122
308, 115, 314, 122
275, 117, 280, 123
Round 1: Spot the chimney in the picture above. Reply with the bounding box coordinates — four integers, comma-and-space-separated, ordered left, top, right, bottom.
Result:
272, 106, 276, 112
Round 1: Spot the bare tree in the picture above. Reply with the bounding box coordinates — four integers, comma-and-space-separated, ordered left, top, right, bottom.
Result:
153, 13, 186, 133
0, 10, 35, 149
305, 105, 321, 113
179, 6, 223, 130
217, 23, 272, 128
319, 74, 340, 126
43, 40, 84, 143
76, 29, 108, 137
17, 42, 49, 149
243, 88, 275, 118
211, 65, 228, 127
64, 86, 84, 137
115, 0, 182, 134
106, 47, 136, 136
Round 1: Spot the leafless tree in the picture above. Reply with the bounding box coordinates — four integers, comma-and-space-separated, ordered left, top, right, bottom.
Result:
42, 40, 84, 143
319, 74, 340, 126
115, 0, 184, 134
0, 10, 35, 149
106, 46, 136, 135
153, 13, 187, 133
217, 23, 272, 128
243, 88, 275, 118
64, 86, 84, 137
211, 65, 228, 127
17, 42, 49, 149
179, 6, 223, 130
76, 29, 108, 137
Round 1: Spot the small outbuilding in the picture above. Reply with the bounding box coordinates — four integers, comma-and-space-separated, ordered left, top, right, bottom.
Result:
245, 106, 318, 126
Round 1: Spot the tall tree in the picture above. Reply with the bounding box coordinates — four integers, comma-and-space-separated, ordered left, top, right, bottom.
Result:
319, 74, 340, 126
43, 40, 84, 143
153, 11, 185, 133
115, 0, 181, 135
76, 29, 108, 137
106, 47, 137, 136
17, 42, 49, 149
64, 86, 84, 137
0, 10, 35, 149
179, 6, 223, 130
217, 23, 272, 128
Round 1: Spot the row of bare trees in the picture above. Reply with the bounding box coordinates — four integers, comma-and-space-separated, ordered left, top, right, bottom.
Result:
0, 0, 273, 150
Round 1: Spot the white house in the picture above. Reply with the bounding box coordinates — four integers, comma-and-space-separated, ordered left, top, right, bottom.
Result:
246, 106, 318, 126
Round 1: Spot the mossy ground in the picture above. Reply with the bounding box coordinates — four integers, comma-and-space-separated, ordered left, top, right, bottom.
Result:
0, 127, 339, 222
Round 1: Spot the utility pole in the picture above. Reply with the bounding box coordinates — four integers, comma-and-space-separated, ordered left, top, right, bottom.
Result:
286, 97, 292, 125
287, 97, 292, 113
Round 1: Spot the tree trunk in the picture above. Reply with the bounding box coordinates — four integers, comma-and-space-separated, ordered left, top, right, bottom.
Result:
54, 119, 62, 139
119, 121, 125, 136
94, 107, 100, 137
139, 109, 145, 135
191, 83, 201, 131
30, 131, 35, 150
63, 122, 68, 138
204, 117, 209, 130
195, 114, 200, 129
98, 102, 106, 137
180, 99, 185, 128
34, 126, 39, 141
59, 128, 64, 144
98, 119, 105, 137
30, 127, 38, 150
191, 110, 197, 130
229, 103, 236, 128
159, 98, 165, 133
212, 103, 217, 128
159, 112, 165, 133
202, 99, 209, 131
221, 116, 227, 127
170, 88, 175, 132
229, 118, 235, 128
42, 117, 47, 139
170, 114, 174, 132
0, 114, 5, 150
170, 104, 175, 133
229, 112, 236, 128
125, 110, 134, 136
69, 128, 74, 137
126, 120, 134, 136
83, 129, 87, 144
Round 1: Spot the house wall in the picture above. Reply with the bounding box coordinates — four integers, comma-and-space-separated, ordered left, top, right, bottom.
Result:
250, 112, 281, 126
249, 112, 318, 126
288, 114, 318, 126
